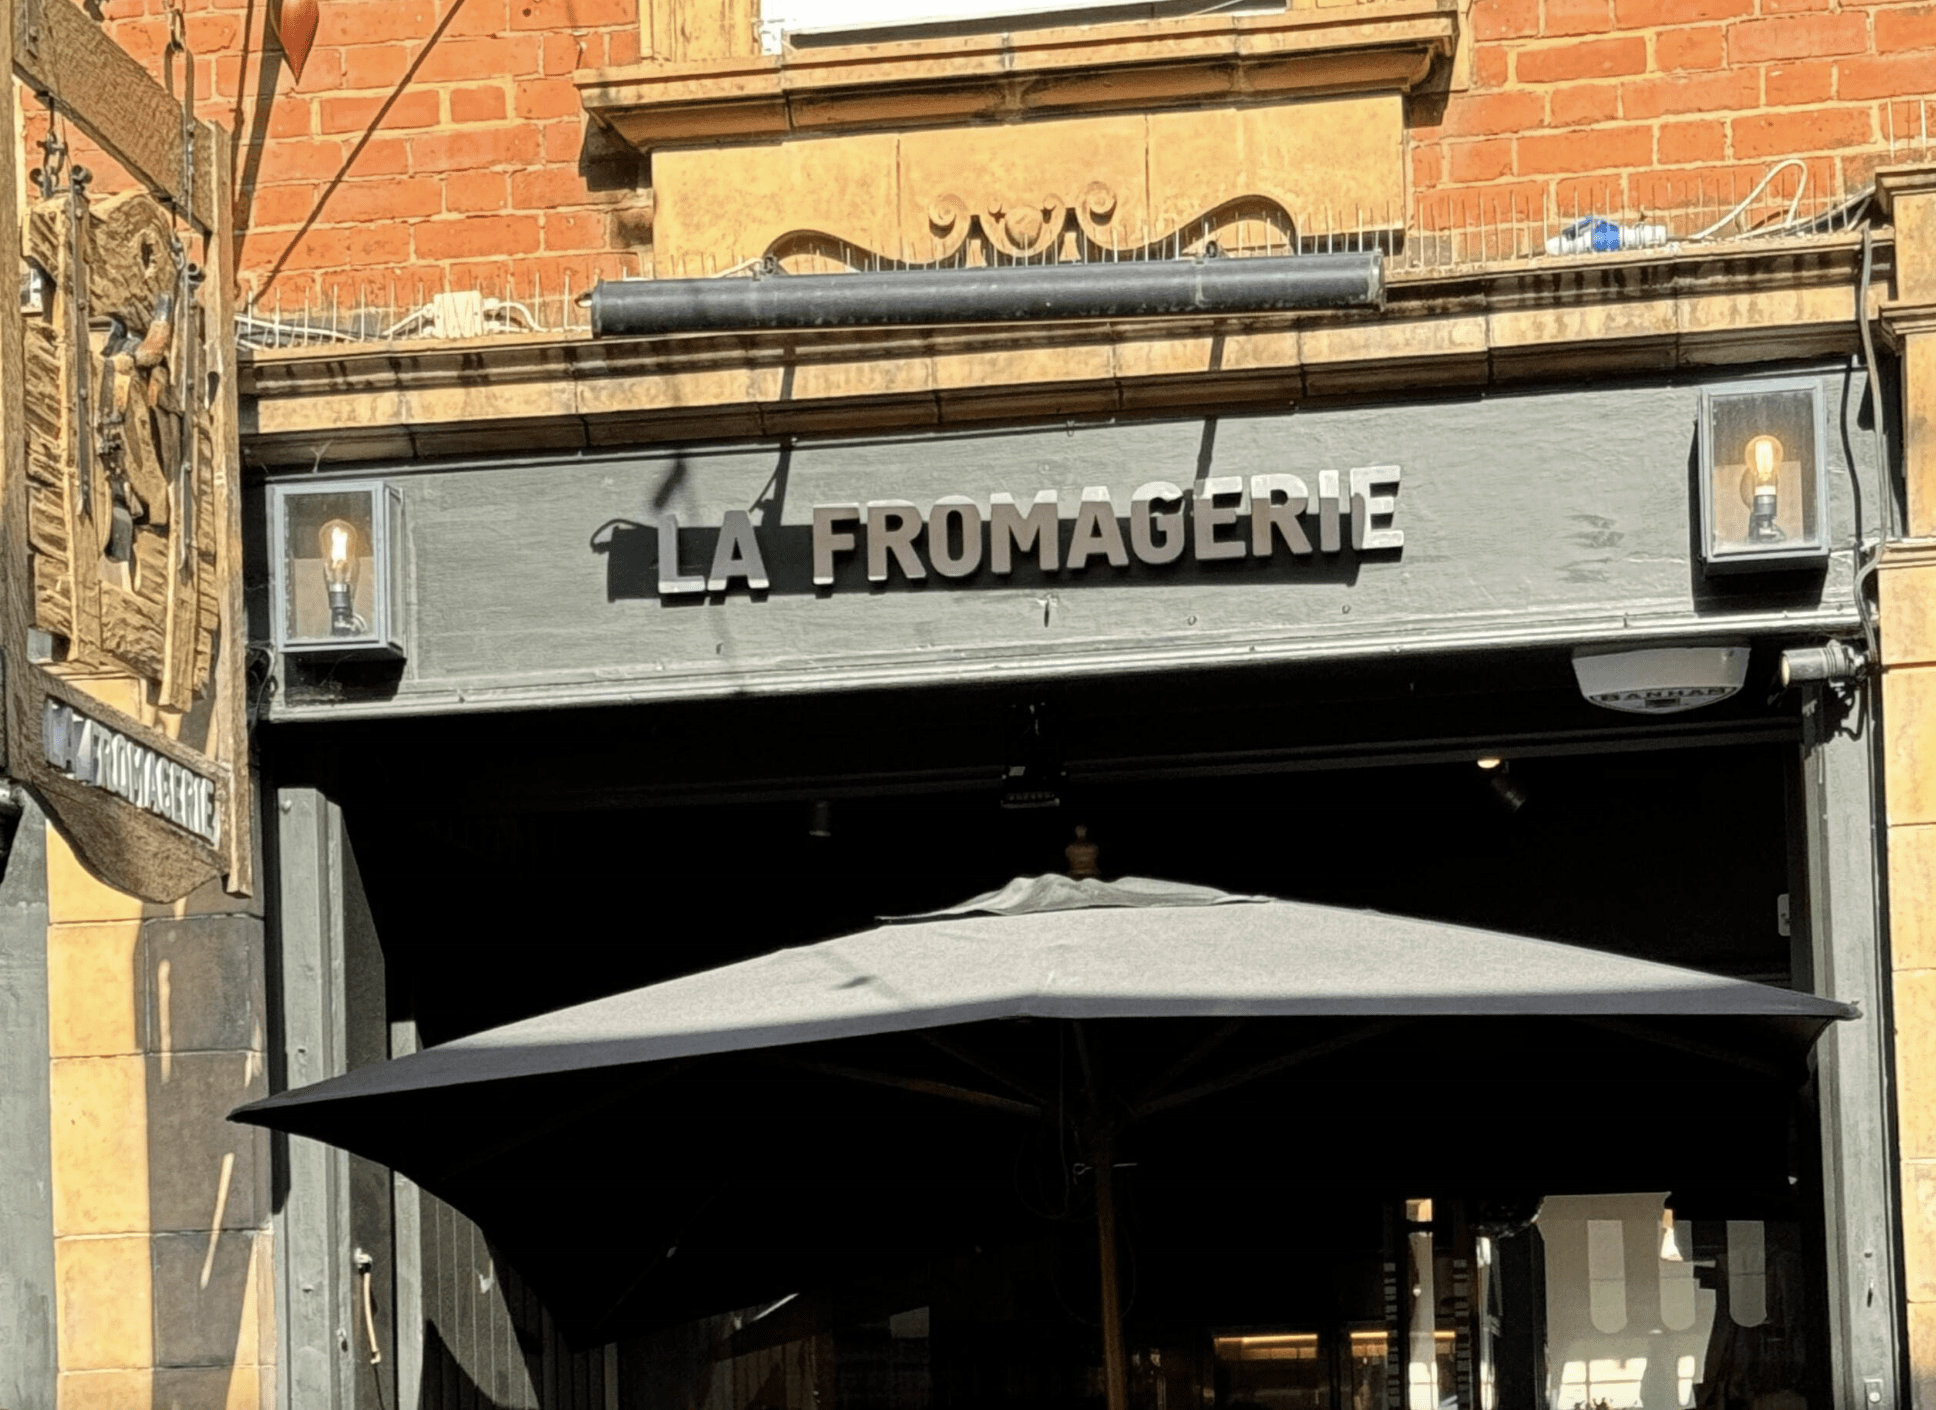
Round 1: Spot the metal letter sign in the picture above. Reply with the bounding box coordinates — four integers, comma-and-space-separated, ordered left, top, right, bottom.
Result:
0, 0, 251, 900
657, 471, 1405, 597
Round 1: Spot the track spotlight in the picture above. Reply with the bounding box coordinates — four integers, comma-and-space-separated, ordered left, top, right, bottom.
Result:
807, 799, 833, 838
1000, 703, 1063, 810
1779, 639, 1866, 688
1484, 760, 1529, 813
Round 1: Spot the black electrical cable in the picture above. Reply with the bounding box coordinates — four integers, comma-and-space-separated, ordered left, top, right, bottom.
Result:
1857, 228, 1900, 542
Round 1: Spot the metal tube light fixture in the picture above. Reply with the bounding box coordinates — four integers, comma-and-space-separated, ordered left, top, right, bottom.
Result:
589, 252, 1384, 338
270, 481, 406, 660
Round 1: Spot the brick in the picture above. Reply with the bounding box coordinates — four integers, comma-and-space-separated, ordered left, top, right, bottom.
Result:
1548, 83, 1619, 125
1656, 119, 1726, 164
320, 0, 436, 43
1764, 61, 1834, 105
324, 176, 445, 221
542, 31, 590, 75
244, 182, 319, 227
1472, 0, 1539, 38
1621, 69, 1760, 119
541, 119, 585, 163
1630, 168, 1713, 213
1877, 5, 1936, 51
411, 124, 543, 171
184, 12, 238, 48
247, 137, 350, 183
350, 135, 413, 177
1516, 36, 1646, 83
1840, 53, 1936, 99
451, 85, 508, 122
1731, 106, 1874, 158
414, 214, 543, 260
441, 0, 509, 36
1654, 25, 1724, 71
607, 26, 640, 66
319, 88, 441, 134
1762, 0, 1831, 9
1728, 12, 1870, 63
1449, 138, 1515, 182
412, 35, 544, 83
278, 222, 414, 269
210, 54, 243, 99
511, 167, 590, 208
572, 31, 610, 67
318, 272, 399, 312
1441, 89, 1546, 136
542, 211, 606, 251
290, 45, 345, 89
1543, 0, 1608, 33
1474, 45, 1509, 86
514, 76, 585, 120
510, 0, 633, 28
266, 98, 313, 139
444, 171, 510, 211
1553, 174, 1626, 216
1517, 123, 1654, 173
1612, 0, 1750, 21
1412, 145, 1443, 186
341, 42, 411, 88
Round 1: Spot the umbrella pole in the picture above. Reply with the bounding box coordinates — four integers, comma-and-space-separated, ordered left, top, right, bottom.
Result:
1094, 1129, 1130, 1410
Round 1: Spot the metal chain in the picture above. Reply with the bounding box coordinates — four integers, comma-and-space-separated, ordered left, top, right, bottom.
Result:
165, 0, 199, 574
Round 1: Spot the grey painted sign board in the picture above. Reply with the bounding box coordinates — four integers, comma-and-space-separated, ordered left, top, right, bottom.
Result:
265, 370, 1877, 721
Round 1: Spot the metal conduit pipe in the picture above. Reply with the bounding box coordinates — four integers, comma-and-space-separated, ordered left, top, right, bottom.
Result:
589, 251, 1383, 336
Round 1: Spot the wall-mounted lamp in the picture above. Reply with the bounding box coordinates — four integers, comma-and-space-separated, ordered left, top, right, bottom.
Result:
1698, 379, 1829, 574
269, 482, 405, 660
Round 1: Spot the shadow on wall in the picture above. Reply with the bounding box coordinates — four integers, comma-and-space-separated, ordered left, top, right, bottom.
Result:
416, 1212, 612, 1410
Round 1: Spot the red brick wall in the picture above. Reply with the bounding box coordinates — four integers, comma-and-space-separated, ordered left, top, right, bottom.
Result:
50, 0, 1936, 310
1414, 0, 1936, 237
86, 0, 648, 313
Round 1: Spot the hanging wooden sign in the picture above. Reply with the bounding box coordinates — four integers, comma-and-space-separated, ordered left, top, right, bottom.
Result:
0, 0, 251, 901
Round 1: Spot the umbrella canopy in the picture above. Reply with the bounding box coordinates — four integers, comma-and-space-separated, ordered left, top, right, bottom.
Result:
233, 877, 1851, 1346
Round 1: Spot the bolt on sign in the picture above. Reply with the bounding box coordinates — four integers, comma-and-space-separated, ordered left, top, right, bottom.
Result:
0, 0, 251, 901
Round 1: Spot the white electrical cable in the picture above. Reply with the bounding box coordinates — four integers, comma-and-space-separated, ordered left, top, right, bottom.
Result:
1692, 158, 1808, 241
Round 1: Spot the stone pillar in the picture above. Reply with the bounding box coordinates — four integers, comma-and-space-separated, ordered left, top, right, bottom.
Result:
1877, 164, 1936, 1410
39, 677, 272, 1410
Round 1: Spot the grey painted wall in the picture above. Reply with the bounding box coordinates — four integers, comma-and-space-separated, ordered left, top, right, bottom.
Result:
266, 369, 1881, 720
0, 800, 55, 1410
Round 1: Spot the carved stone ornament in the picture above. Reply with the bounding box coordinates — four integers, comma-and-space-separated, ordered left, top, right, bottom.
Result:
765, 186, 1303, 273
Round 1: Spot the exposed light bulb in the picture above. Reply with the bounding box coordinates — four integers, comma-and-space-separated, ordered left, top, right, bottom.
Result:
318, 518, 360, 635
1659, 1210, 1684, 1263
1742, 434, 1786, 543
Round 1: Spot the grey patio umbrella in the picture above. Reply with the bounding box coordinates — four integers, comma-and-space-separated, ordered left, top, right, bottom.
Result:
233, 876, 1852, 1401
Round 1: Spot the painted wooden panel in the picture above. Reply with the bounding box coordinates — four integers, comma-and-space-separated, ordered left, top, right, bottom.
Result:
268, 372, 1876, 721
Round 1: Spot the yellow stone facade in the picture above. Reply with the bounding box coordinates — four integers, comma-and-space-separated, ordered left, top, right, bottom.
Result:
36, 679, 272, 1410
1879, 165, 1936, 1408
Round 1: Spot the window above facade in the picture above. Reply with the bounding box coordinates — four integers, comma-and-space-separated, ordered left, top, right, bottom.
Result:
757, 0, 1284, 53
583, 0, 1457, 155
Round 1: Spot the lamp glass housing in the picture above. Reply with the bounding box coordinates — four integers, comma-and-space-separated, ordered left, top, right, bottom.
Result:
270, 481, 405, 658
1698, 379, 1829, 574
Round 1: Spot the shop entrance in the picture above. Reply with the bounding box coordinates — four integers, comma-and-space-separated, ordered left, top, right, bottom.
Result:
285, 657, 1829, 1410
